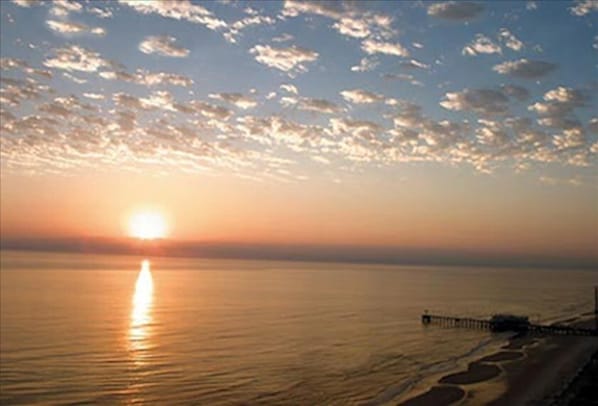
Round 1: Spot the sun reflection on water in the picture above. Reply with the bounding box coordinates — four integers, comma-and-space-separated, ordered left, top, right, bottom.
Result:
129, 259, 153, 360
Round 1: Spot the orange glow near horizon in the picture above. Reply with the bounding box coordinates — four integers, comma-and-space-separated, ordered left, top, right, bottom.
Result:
1, 173, 597, 263
129, 211, 167, 240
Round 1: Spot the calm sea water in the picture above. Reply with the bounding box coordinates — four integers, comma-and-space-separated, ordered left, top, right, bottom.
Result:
1, 250, 596, 405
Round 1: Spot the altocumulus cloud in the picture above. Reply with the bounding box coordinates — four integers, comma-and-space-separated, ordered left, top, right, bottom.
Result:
280, 96, 342, 115
209, 93, 258, 110
47, 20, 105, 36
118, 0, 226, 31
569, 0, 598, 16
341, 89, 385, 104
427, 1, 484, 21
440, 87, 524, 116
43, 45, 110, 72
462, 34, 502, 56
139, 36, 190, 58
493, 59, 557, 79
250, 45, 318, 74
498, 29, 524, 51
101, 69, 193, 88
1, 0, 596, 182
361, 39, 409, 57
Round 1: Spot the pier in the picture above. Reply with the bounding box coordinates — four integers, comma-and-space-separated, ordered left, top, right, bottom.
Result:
421, 313, 598, 336
422, 287, 598, 337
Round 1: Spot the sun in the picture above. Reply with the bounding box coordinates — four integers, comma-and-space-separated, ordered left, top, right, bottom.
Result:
129, 211, 167, 240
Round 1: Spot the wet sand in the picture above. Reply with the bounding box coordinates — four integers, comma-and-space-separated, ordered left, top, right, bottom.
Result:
439, 362, 501, 385
400, 386, 465, 406
398, 318, 598, 406
478, 351, 523, 363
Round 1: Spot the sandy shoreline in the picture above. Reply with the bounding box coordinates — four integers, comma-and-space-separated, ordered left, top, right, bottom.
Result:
398, 317, 598, 405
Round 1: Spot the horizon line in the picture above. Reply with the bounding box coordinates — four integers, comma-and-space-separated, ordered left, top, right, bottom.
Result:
1, 236, 596, 271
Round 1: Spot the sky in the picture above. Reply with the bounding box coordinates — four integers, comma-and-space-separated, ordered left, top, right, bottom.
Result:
0, 0, 597, 266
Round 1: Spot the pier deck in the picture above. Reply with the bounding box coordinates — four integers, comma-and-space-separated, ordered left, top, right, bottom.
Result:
421, 314, 598, 336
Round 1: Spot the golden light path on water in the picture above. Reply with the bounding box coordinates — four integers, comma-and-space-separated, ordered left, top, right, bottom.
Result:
129, 259, 153, 363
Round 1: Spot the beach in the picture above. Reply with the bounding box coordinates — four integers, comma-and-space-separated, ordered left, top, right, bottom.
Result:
399, 317, 598, 405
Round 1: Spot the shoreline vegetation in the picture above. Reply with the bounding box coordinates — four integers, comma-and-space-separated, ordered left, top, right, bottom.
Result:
398, 316, 598, 405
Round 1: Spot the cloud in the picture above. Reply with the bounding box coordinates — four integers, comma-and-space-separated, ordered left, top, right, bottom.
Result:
43, 45, 110, 72
1, 57, 52, 79
329, 118, 383, 141
391, 103, 429, 129
498, 28, 524, 51
281, 96, 342, 114
462, 34, 502, 56
237, 115, 327, 148
0, 77, 51, 107
1, 101, 254, 176
528, 86, 589, 130
540, 176, 582, 187
298, 98, 341, 114
50, 0, 82, 17
38, 95, 96, 118
11, 0, 41, 7
224, 14, 275, 44
361, 39, 409, 57
0, 58, 27, 70
112, 92, 143, 110
382, 73, 423, 87
47, 20, 106, 36
440, 88, 511, 115
281, 0, 345, 20
139, 36, 190, 58
399, 59, 430, 70
351, 57, 379, 72
270, 0, 399, 50
569, 0, 598, 16
341, 89, 385, 104
250, 45, 318, 74
280, 84, 299, 94
3, 1, 595, 179
2, 74, 593, 178
139, 90, 177, 111
272, 33, 294, 43
427, 1, 484, 21
118, 0, 226, 30
536, 117, 582, 130
88, 6, 113, 18
528, 86, 587, 117
189, 101, 233, 120
209, 93, 258, 109
100, 69, 193, 87
83, 93, 104, 100
330, 13, 398, 41
553, 127, 586, 150
332, 18, 371, 38
500, 85, 530, 101
493, 59, 557, 78
62, 72, 87, 83
135, 70, 193, 87
475, 119, 510, 147
543, 86, 588, 105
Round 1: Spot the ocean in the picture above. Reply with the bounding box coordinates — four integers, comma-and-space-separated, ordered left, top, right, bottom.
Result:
0, 250, 596, 405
